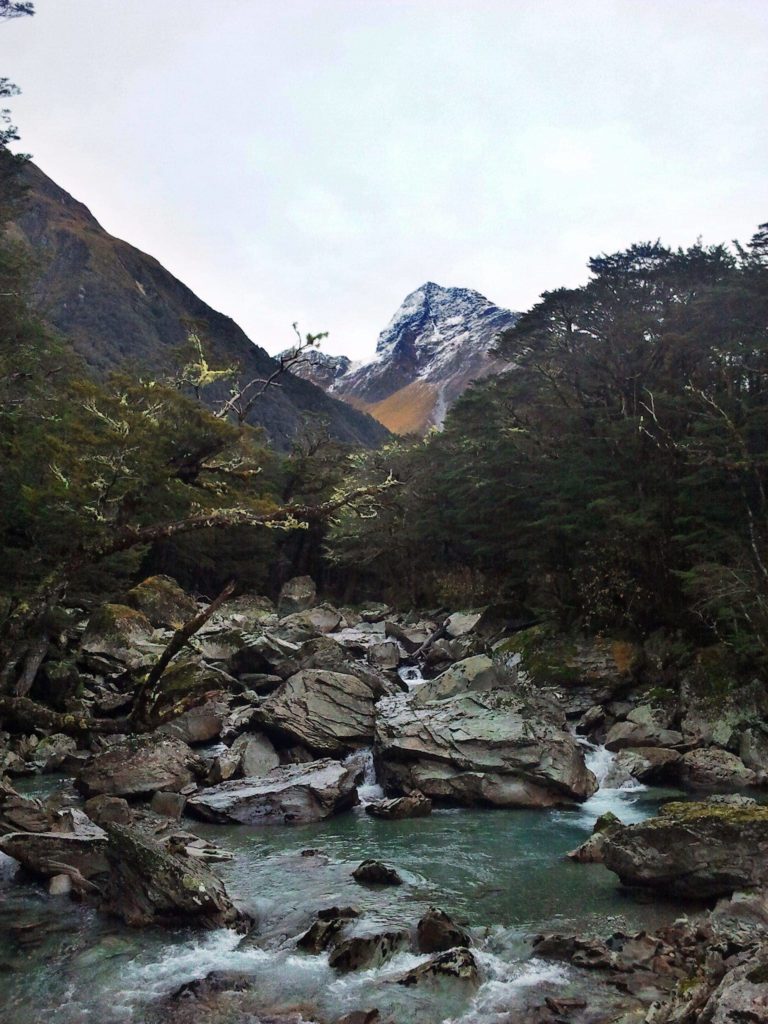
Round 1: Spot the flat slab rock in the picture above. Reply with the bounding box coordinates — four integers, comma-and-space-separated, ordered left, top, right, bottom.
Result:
76, 735, 203, 798
187, 758, 361, 825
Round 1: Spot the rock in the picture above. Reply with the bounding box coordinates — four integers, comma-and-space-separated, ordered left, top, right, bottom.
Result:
84, 795, 133, 827
351, 859, 403, 886
80, 603, 155, 668
612, 746, 682, 784
445, 611, 483, 638
329, 929, 411, 972
102, 823, 248, 930
360, 603, 390, 623
375, 688, 596, 808
417, 908, 471, 953
604, 720, 684, 751
76, 735, 203, 798
231, 731, 280, 777
293, 637, 395, 695
336, 1012, 380, 1024
159, 700, 230, 744
603, 801, 768, 898
397, 947, 479, 988
503, 629, 643, 696
699, 946, 768, 1021
680, 748, 757, 789
150, 791, 186, 819
124, 575, 198, 629
32, 733, 78, 772
143, 659, 233, 727
365, 793, 432, 819
256, 669, 380, 756
205, 594, 276, 632
278, 604, 342, 638
278, 576, 317, 617
412, 655, 510, 705
567, 811, 623, 864
48, 872, 72, 896
297, 905, 360, 953
0, 822, 109, 879
0, 780, 55, 834
367, 641, 400, 671
187, 758, 360, 825
740, 726, 768, 780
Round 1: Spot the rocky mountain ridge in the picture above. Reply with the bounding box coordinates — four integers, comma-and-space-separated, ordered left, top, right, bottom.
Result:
9, 163, 389, 451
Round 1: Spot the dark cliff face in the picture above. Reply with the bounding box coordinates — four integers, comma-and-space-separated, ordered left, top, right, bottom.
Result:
10, 163, 389, 451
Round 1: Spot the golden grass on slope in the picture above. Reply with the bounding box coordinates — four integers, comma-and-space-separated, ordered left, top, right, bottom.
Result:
345, 380, 439, 435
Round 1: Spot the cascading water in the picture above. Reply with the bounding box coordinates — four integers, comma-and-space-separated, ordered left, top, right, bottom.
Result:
577, 739, 649, 825
398, 664, 425, 689
343, 747, 385, 805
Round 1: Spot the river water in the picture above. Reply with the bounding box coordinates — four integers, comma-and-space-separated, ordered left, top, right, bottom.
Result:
0, 750, 687, 1024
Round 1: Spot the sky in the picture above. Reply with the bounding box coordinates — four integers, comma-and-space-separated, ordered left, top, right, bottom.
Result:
3, 0, 767, 360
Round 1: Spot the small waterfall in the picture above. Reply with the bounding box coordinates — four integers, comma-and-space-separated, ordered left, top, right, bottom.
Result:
344, 747, 384, 805
577, 739, 648, 825
398, 665, 425, 689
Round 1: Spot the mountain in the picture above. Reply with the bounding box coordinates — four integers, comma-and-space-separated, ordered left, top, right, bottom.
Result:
329, 282, 519, 434
275, 347, 357, 390
9, 163, 389, 450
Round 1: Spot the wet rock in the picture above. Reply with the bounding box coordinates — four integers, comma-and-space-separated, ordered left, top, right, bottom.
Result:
188, 758, 361, 825
278, 576, 317, 617
680, 747, 757, 789
76, 735, 203, 798
124, 575, 198, 629
417, 907, 471, 953
256, 669, 380, 756
0, 780, 55, 834
232, 731, 280, 777
612, 746, 681, 784
297, 905, 361, 953
397, 947, 479, 987
158, 700, 231, 745
0, 822, 109, 880
375, 688, 596, 808
567, 811, 623, 864
351, 859, 403, 886
150, 791, 186, 819
102, 822, 249, 930
80, 603, 154, 668
603, 801, 768, 898
329, 929, 411, 972
367, 641, 400, 671
604, 720, 684, 751
365, 793, 432, 819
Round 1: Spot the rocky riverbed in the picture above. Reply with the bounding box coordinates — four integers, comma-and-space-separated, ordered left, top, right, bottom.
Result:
1, 574, 768, 1022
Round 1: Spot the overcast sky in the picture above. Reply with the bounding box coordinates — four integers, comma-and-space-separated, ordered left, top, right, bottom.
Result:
3, 1, 767, 360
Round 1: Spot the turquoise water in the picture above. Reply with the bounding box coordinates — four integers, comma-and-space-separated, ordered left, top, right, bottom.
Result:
0, 772, 689, 1024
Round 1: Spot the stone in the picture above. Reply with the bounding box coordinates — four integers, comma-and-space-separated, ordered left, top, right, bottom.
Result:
445, 611, 483, 638
699, 947, 768, 1021
375, 688, 596, 808
204, 594, 276, 632
567, 811, 623, 864
612, 746, 682, 784
150, 791, 186, 819
328, 929, 411, 972
143, 659, 232, 726
297, 906, 360, 953
278, 576, 317, 617
411, 655, 510, 706
0, 780, 54, 834
231, 731, 280, 777
397, 948, 479, 988
83, 795, 133, 827
365, 793, 432, 820
278, 604, 342, 637
351, 859, 403, 886
604, 720, 684, 751
187, 758, 361, 825
159, 700, 230, 744
80, 603, 154, 668
76, 735, 203, 798
48, 872, 72, 896
680, 747, 757, 789
417, 908, 471, 953
102, 823, 249, 930
603, 801, 768, 898
124, 575, 198, 629
367, 641, 400, 671
32, 733, 78, 772
0, 823, 109, 880
256, 669, 380, 756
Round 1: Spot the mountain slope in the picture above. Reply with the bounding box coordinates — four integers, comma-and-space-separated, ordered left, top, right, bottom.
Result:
9, 163, 389, 450
331, 282, 518, 434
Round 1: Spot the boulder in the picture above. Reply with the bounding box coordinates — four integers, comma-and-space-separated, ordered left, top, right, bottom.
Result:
31, 733, 78, 772
150, 791, 186, 819
351, 859, 403, 886
603, 801, 768, 898
417, 908, 471, 953
397, 948, 479, 988
367, 642, 401, 671
297, 905, 360, 953
256, 669, 380, 756
102, 823, 248, 930
278, 604, 342, 638
375, 689, 596, 808
445, 611, 483, 638
698, 947, 768, 1021
329, 929, 411, 972
204, 594, 276, 632
278, 576, 317, 617
502, 628, 643, 696
141, 658, 232, 726
159, 700, 230, 744
604, 719, 684, 751
231, 731, 280, 777
0, 821, 109, 880
187, 758, 360, 825
365, 793, 432, 820
80, 603, 154, 668
124, 575, 198, 629
567, 811, 623, 864
411, 655, 510, 706
76, 735, 203, 798
83, 795, 133, 827
0, 780, 55, 834
612, 746, 682, 784
680, 748, 757, 789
